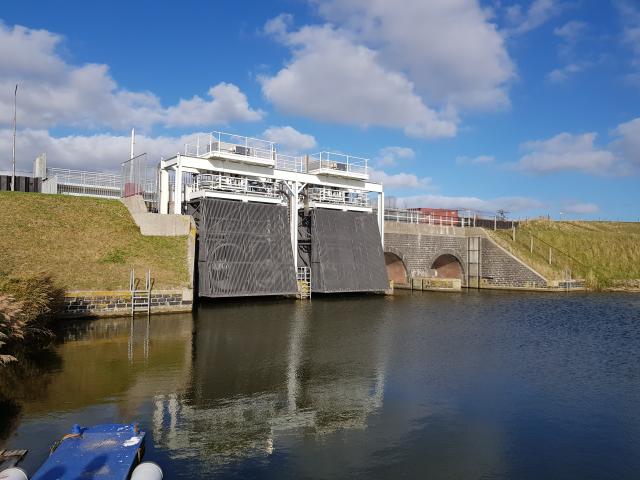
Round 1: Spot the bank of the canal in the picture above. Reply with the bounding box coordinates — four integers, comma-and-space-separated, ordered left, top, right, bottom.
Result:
1, 290, 639, 479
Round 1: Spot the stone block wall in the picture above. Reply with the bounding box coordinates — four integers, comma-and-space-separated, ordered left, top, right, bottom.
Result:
479, 236, 548, 289
384, 222, 550, 291
384, 229, 469, 284
61, 289, 193, 317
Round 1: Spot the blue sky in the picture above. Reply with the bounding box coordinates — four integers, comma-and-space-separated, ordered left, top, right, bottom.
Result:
1, 0, 639, 220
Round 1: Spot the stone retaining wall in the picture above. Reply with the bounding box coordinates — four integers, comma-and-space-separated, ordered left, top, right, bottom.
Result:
61, 289, 193, 317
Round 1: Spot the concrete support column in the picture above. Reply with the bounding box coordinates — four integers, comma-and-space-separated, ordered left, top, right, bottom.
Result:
174, 155, 183, 215
377, 191, 385, 247
291, 181, 299, 269
159, 167, 169, 214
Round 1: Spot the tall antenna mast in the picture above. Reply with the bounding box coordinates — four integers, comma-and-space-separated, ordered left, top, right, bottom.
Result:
12, 84, 18, 191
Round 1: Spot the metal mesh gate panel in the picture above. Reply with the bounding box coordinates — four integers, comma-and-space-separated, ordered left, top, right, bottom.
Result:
310, 209, 388, 293
196, 198, 298, 298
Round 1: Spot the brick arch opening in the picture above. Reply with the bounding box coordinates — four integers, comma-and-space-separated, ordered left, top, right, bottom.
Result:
384, 252, 408, 284
431, 254, 463, 280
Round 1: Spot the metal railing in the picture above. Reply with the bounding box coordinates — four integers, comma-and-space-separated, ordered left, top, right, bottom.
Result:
382, 208, 516, 229
308, 152, 368, 176
194, 173, 279, 198
383, 208, 467, 227
46, 168, 122, 199
308, 186, 370, 208
275, 153, 305, 173
121, 153, 157, 202
296, 266, 311, 299
185, 131, 275, 163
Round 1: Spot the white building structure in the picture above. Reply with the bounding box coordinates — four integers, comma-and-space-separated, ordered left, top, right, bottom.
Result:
158, 131, 385, 267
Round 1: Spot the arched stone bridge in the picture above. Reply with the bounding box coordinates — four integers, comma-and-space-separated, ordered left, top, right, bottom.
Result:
383, 222, 548, 289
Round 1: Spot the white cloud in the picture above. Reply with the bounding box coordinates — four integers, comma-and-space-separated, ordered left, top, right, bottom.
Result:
505, 0, 565, 35
554, 20, 587, 43
369, 169, 432, 189
262, 125, 316, 153
610, 116, 640, 170
562, 202, 599, 214
0, 128, 191, 172
456, 154, 495, 165
313, 0, 514, 111
0, 22, 262, 130
393, 193, 543, 213
376, 146, 415, 167
165, 83, 263, 127
546, 62, 590, 83
546, 21, 593, 83
516, 132, 615, 174
260, 24, 457, 138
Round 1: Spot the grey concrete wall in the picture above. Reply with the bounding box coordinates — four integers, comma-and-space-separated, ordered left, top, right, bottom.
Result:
121, 195, 196, 288
121, 196, 192, 236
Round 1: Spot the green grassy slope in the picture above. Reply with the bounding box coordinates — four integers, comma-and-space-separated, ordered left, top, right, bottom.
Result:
0, 192, 189, 290
488, 220, 640, 288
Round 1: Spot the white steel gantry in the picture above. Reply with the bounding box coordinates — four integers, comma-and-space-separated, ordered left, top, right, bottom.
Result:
158, 130, 385, 265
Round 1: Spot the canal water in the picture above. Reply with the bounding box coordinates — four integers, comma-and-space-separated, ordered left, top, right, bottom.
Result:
1, 290, 639, 479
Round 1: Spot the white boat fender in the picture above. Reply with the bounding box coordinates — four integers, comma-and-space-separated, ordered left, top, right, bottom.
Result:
131, 462, 163, 480
0, 468, 28, 480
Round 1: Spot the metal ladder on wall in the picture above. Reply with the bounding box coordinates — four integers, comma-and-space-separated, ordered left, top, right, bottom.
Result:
130, 269, 151, 316
297, 266, 311, 299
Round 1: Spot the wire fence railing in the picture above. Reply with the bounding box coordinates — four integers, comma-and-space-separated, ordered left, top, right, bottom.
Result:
308, 186, 370, 208
381, 208, 515, 229
184, 131, 275, 163
308, 152, 368, 176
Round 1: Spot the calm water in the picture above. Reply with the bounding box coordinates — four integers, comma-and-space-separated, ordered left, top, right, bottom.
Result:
1, 290, 640, 479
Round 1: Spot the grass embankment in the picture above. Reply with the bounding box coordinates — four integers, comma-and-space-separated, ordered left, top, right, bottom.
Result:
0, 191, 189, 290
488, 220, 640, 289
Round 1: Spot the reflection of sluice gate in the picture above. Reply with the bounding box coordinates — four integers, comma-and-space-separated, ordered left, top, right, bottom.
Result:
150, 305, 390, 467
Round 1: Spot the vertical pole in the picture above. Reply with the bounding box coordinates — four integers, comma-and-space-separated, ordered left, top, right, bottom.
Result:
474, 213, 476, 227
291, 181, 298, 269
530, 236, 533, 253
130, 128, 135, 160
159, 166, 169, 214
512, 225, 516, 241
548, 247, 552, 265
378, 191, 385, 247
174, 155, 183, 215
494, 215, 497, 230
12, 84, 18, 191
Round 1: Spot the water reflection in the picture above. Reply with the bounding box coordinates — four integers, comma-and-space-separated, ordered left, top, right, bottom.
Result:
151, 298, 392, 468
2, 292, 639, 479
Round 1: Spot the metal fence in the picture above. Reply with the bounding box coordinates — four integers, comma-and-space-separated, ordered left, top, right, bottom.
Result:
381, 208, 516, 229
45, 168, 122, 199
185, 131, 275, 163
195, 173, 278, 198
121, 153, 158, 203
307, 152, 368, 176
308, 186, 370, 208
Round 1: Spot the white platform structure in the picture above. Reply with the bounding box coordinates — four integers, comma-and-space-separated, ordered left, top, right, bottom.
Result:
158, 131, 385, 267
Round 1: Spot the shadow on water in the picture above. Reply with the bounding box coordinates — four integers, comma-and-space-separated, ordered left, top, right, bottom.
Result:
0, 346, 63, 445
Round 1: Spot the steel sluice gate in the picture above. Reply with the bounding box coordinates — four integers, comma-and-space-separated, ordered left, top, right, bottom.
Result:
190, 198, 298, 298
299, 208, 389, 293
191, 198, 388, 298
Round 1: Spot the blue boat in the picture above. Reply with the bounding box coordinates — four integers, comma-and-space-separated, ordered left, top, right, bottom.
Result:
0, 424, 162, 480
